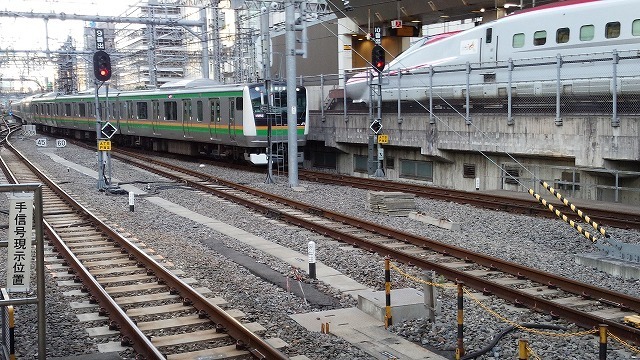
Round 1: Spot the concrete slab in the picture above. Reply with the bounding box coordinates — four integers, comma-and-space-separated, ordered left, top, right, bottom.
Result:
357, 288, 428, 323
290, 308, 447, 360
575, 253, 640, 280
146, 196, 372, 296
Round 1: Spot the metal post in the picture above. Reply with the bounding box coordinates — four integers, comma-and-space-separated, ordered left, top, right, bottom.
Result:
456, 281, 465, 359
507, 58, 514, 125
285, 0, 299, 187
320, 74, 325, 122
384, 258, 392, 328
35, 186, 46, 360
429, 66, 434, 124
555, 54, 563, 125
200, 6, 210, 79
261, 7, 274, 184
611, 50, 619, 127
614, 170, 619, 203
465, 62, 471, 125
94, 82, 105, 190
375, 72, 384, 177
343, 69, 348, 121
397, 72, 402, 124
599, 324, 608, 360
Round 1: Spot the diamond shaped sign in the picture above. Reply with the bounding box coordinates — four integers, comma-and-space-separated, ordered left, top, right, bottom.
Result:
101, 122, 118, 139
370, 119, 382, 134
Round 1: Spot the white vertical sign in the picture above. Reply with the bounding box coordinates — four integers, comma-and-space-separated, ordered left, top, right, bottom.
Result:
7, 192, 34, 292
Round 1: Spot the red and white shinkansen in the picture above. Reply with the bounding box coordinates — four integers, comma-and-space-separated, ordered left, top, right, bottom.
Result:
345, 0, 640, 104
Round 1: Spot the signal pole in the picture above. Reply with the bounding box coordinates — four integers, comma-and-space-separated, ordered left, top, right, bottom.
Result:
369, 28, 385, 178
92, 33, 114, 190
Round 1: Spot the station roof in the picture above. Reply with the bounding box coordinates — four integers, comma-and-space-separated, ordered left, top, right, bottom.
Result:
327, 0, 560, 28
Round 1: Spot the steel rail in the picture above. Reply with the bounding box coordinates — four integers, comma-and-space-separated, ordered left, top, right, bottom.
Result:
112, 150, 640, 345
299, 170, 640, 230
6, 145, 288, 359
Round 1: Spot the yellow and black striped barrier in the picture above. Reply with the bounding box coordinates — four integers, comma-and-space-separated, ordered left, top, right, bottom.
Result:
528, 188, 598, 243
540, 181, 608, 238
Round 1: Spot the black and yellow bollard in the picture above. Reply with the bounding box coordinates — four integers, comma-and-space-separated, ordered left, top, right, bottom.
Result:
518, 339, 528, 360
384, 258, 392, 329
456, 281, 465, 359
599, 324, 608, 360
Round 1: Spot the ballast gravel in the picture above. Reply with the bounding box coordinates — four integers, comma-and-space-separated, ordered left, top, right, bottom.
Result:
2, 135, 639, 360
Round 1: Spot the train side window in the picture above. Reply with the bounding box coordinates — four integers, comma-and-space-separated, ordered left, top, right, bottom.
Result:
512, 33, 525, 48
64, 103, 71, 116
556, 28, 570, 43
164, 101, 178, 121
78, 103, 86, 117
196, 100, 203, 122
137, 102, 148, 119
633, 19, 640, 36
580, 24, 594, 41
182, 100, 191, 121
210, 99, 221, 122
605, 22, 620, 38
533, 31, 547, 46
485, 28, 493, 44
229, 98, 235, 122
235, 97, 243, 110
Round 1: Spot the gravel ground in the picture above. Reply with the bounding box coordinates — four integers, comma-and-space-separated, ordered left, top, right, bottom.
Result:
2, 134, 640, 360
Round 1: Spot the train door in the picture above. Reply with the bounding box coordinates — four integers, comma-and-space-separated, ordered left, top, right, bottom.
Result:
228, 97, 236, 141
125, 101, 135, 134
481, 27, 497, 64
182, 99, 192, 138
208, 98, 220, 140
152, 100, 160, 135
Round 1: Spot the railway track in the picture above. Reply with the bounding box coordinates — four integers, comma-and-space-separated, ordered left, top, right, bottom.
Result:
107, 147, 640, 347
298, 170, 640, 231
0, 134, 288, 359
64, 138, 640, 232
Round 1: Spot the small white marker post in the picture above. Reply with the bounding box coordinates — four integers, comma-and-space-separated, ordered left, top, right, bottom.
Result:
129, 192, 134, 212
308, 241, 316, 279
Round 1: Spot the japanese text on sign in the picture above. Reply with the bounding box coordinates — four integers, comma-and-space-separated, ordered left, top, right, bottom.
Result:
98, 140, 111, 151
95, 29, 105, 50
7, 193, 34, 292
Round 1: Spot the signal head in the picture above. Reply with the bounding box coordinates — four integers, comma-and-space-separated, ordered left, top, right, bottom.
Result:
371, 45, 385, 72
93, 50, 112, 82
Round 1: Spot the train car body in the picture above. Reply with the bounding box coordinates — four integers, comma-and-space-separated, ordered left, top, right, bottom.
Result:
345, 0, 640, 104
13, 80, 309, 164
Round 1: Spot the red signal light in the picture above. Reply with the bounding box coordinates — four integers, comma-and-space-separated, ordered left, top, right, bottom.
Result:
93, 50, 112, 82
371, 45, 385, 72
